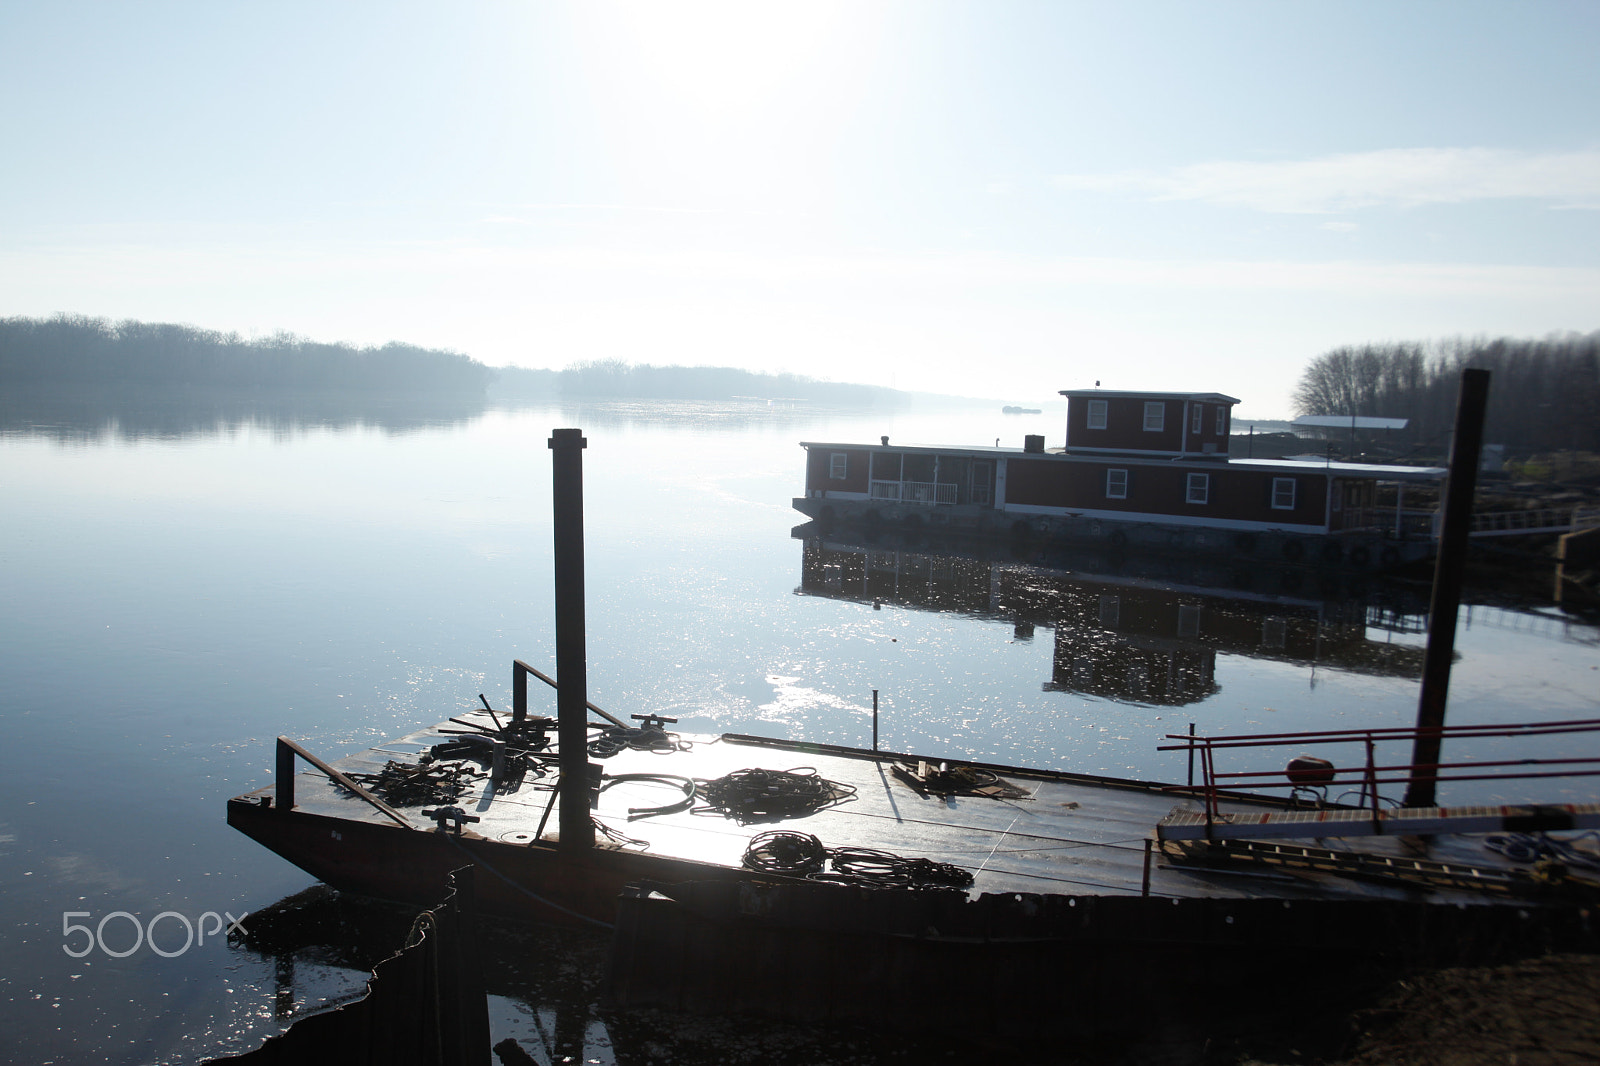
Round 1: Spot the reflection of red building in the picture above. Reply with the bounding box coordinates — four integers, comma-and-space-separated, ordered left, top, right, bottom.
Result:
798, 538, 1426, 708
1047, 626, 1218, 706
795, 388, 1445, 568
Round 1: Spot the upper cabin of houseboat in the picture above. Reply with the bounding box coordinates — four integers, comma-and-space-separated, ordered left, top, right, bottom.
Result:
794, 387, 1447, 566
1060, 388, 1239, 457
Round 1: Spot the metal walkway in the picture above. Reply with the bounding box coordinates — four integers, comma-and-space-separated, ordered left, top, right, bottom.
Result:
1469, 506, 1600, 538
1158, 801, 1600, 842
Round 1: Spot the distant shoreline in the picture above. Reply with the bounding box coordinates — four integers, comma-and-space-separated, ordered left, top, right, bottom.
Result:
1, 314, 1052, 410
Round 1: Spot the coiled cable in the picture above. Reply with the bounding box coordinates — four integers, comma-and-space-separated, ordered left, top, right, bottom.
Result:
741, 830, 973, 889
695, 766, 857, 823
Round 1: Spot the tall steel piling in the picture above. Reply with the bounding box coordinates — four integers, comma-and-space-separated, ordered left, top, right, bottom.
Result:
549, 428, 595, 851
1403, 369, 1490, 810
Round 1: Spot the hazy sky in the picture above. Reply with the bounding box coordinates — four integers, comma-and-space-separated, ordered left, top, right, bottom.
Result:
2, 1, 1597, 415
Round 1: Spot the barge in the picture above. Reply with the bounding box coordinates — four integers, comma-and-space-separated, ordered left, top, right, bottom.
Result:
228, 425, 1598, 1044
794, 387, 1447, 569
227, 679, 1600, 1040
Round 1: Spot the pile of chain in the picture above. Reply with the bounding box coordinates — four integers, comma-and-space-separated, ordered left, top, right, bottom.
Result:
695, 766, 857, 823
742, 830, 973, 890
588, 724, 690, 758
347, 759, 481, 808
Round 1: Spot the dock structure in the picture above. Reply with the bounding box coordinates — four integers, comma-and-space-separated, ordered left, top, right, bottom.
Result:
230, 707, 1598, 921
228, 705, 1600, 1041
229, 408, 1600, 1045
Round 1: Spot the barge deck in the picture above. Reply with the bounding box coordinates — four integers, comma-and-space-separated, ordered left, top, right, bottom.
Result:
228, 706, 1595, 921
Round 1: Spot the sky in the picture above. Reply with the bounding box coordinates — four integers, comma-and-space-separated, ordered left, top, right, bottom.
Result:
1, 1, 1597, 416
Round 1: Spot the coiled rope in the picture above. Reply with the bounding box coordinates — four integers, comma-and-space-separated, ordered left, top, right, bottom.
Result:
1484, 831, 1600, 871
741, 830, 973, 890
588, 725, 691, 758
694, 766, 857, 823
598, 773, 697, 820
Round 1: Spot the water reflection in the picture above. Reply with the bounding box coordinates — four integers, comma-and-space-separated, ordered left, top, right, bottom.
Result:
0, 384, 491, 441
797, 533, 1432, 707
0, 386, 904, 443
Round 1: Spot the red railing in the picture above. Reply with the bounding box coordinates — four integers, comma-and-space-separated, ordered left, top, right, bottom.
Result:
1159, 718, 1600, 827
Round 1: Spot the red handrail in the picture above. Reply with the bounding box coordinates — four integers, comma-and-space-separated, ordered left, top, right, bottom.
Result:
1157, 717, 1600, 751
1160, 717, 1600, 825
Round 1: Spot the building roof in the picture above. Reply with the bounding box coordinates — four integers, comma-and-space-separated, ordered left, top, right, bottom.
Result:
1230, 457, 1447, 481
800, 441, 1025, 455
1059, 389, 1242, 404
799, 442, 1447, 479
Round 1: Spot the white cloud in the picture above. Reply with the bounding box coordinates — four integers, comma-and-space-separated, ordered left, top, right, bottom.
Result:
1054, 148, 1600, 213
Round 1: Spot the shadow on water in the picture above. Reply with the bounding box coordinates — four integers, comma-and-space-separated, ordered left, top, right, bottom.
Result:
232, 884, 1354, 1066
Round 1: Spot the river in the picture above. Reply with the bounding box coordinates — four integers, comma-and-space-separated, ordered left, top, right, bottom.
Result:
2, 395, 1596, 1063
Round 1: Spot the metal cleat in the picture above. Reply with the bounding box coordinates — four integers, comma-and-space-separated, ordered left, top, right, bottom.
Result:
420, 806, 482, 834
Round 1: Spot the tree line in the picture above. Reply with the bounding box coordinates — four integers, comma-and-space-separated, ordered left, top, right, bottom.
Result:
2, 316, 909, 407
0, 314, 492, 394
1293, 332, 1600, 454
492, 358, 905, 406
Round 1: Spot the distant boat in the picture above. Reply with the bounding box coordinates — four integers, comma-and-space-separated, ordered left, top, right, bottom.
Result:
1001, 405, 1042, 414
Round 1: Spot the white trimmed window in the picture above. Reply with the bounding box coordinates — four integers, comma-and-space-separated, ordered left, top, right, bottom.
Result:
1186, 472, 1210, 504
829, 452, 848, 479
1105, 468, 1128, 499
1143, 402, 1165, 432
1190, 405, 1203, 433
1086, 399, 1108, 430
1215, 406, 1227, 435
1271, 477, 1296, 510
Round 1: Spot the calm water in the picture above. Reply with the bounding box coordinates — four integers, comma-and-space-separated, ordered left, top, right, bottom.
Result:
2, 397, 1597, 1064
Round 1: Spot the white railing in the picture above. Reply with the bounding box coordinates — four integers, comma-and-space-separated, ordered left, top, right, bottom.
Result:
1341, 508, 1433, 535
870, 479, 957, 505
1350, 506, 1600, 538
1469, 506, 1600, 537
904, 481, 958, 505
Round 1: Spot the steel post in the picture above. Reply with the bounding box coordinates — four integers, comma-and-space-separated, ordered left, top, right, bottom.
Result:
1404, 369, 1490, 809
513, 661, 527, 723
276, 737, 296, 811
549, 429, 595, 851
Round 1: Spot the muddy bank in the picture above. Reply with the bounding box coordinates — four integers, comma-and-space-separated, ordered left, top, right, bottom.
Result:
1335, 954, 1600, 1066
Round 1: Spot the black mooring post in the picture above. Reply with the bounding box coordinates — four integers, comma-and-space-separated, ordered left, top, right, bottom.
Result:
275, 737, 296, 811
872, 689, 879, 752
512, 661, 528, 723
549, 428, 595, 851
1403, 369, 1490, 810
